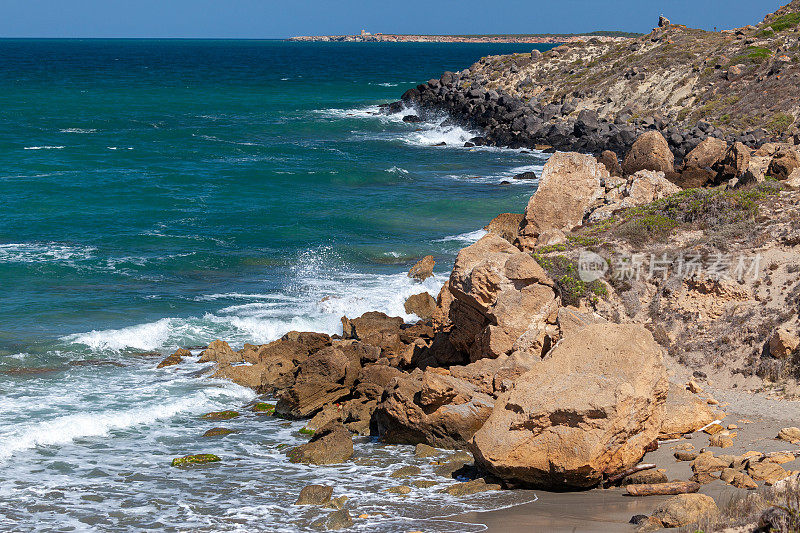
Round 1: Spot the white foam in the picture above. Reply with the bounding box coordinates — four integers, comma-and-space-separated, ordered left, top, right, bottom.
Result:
0, 242, 96, 264
402, 119, 475, 148
386, 166, 409, 174
23, 146, 64, 150
434, 229, 488, 244
59, 128, 97, 134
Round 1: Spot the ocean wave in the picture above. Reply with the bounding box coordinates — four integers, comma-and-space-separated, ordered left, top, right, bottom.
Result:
62, 250, 447, 353
0, 383, 253, 460
59, 128, 97, 134
434, 229, 488, 244
385, 166, 409, 174
23, 146, 65, 150
0, 242, 96, 264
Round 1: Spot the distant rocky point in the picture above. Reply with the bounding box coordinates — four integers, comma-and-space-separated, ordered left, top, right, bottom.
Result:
288, 30, 639, 44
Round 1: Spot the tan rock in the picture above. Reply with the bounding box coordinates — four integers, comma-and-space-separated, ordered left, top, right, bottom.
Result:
287, 422, 353, 465
373, 369, 495, 449
659, 383, 717, 438
598, 150, 622, 176
624, 170, 681, 206
682, 137, 728, 170
622, 131, 675, 177
484, 213, 524, 244
731, 472, 758, 489
404, 292, 437, 319
198, 340, 240, 365
409, 255, 435, 281
777, 427, 800, 444
651, 494, 719, 528
748, 461, 789, 485
714, 141, 751, 180
769, 328, 800, 359
518, 152, 605, 248
471, 323, 668, 490
768, 148, 800, 180
341, 311, 404, 355
691, 452, 727, 474
157, 348, 190, 368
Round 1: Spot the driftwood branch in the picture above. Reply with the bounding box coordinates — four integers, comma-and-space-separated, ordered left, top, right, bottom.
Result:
626, 481, 701, 497
604, 463, 656, 488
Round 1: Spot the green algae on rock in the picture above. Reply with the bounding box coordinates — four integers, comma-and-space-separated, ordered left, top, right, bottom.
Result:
202, 427, 237, 437
252, 402, 275, 414
201, 410, 240, 421
171, 454, 221, 467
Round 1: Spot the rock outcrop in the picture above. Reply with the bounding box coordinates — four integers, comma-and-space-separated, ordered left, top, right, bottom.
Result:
446, 233, 559, 362
471, 323, 669, 490
518, 152, 606, 248
621, 131, 675, 177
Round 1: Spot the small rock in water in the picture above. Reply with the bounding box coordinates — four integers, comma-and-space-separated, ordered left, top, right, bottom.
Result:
408, 255, 435, 281
513, 171, 537, 180
295, 484, 333, 505
202, 427, 237, 437
201, 410, 240, 421
157, 348, 190, 368
439, 478, 501, 496
390, 465, 421, 478
252, 402, 275, 414
385, 485, 412, 495
171, 454, 221, 467
433, 142, 447, 146
402, 115, 422, 123
414, 443, 441, 458
463, 141, 475, 148
324, 509, 353, 530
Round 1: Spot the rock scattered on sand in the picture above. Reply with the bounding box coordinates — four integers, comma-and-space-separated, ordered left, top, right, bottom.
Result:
650, 493, 719, 528
439, 478, 501, 496
295, 484, 333, 505
777, 427, 800, 444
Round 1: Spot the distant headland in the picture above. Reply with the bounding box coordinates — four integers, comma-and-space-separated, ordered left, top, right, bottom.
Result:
287, 29, 641, 44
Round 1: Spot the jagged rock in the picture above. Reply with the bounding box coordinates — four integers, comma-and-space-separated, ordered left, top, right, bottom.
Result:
556, 307, 607, 339
296, 346, 356, 386
295, 484, 333, 505
341, 312, 404, 355
471, 323, 668, 490
157, 348, 190, 368
404, 292, 437, 319
658, 15, 671, 27
199, 340, 240, 365
598, 150, 622, 176
275, 382, 351, 419
748, 461, 789, 485
683, 137, 728, 171
409, 255, 435, 281
624, 170, 681, 206
659, 383, 718, 438
446, 234, 557, 362
287, 422, 353, 465
650, 494, 719, 528
484, 213, 524, 244
769, 328, 800, 358
768, 148, 800, 180
324, 509, 353, 530
622, 131, 674, 177
713, 141, 751, 181
355, 363, 405, 400
448, 352, 540, 396
518, 152, 606, 248
373, 368, 495, 448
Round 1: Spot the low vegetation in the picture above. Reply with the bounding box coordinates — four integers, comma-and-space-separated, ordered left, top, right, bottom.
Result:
532, 253, 607, 306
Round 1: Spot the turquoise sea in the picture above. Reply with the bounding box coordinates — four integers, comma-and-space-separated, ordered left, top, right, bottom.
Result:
0, 40, 551, 531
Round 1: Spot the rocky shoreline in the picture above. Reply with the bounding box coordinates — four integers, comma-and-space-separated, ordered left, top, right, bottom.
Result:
158, 4, 800, 531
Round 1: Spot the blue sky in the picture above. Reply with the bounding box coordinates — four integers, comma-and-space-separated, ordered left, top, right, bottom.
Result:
0, 0, 786, 38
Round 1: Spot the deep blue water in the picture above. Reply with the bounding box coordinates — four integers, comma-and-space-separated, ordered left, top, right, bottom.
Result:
0, 40, 550, 531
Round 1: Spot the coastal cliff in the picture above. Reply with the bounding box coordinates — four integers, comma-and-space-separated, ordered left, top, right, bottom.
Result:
393, 1, 800, 160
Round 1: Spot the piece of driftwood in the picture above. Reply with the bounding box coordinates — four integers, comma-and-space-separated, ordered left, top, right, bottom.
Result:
603, 463, 657, 488
625, 481, 700, 497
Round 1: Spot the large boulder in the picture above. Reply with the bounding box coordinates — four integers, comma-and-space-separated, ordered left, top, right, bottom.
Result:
275, 381, 351, 419
659, 383, 719, 438
624, 170, 681, 206
682, 137, 728, 171
622, 131, 675, 177
598, 150, 622, 177
471, 323, 669, 490
373, 368, 495, 449
446, 234, 558, 362
713, 141, 750, 181
404, 292, 437, 319
517, 152, 606, 249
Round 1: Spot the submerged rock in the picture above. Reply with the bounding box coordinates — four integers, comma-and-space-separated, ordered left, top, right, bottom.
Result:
157, 348, 190, 368
201, 410, 240, 421
202, 427, 237, 437
295, 484, 333, 505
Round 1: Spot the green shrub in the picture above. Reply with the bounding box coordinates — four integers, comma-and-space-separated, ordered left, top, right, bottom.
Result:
532, 254, 607, 307
768, 112, 795, 134
771, 12, 800, 32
